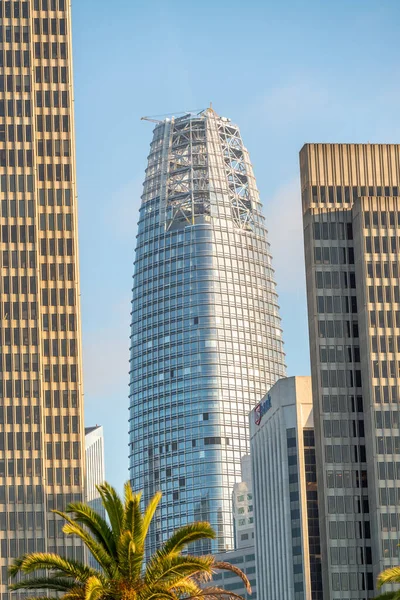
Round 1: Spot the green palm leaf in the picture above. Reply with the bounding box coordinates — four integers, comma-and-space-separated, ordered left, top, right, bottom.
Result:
9, 481, 247, 600
213, 562, 251, 593
373, 593, 400, 600
21, 596, 61, 600
83, 576, 105, 600
142, 491, 162, 542
9, 553, 103, 582
168, 576, 203, 595
122, 482, 139, 536
65, 501, 116, 557
186, 587, 248, 600
145, 554, 215, 586
159, 522, 215, 557
116, 530, 136, 579
63, 589, 87, 600
52, 512, 117, 577
9, 577, 78, 592
139, 586, 178, 600
378, 567, 400, 588
96, 483, 124, 542
132, 493, 144, 550
63, 522, 117, 578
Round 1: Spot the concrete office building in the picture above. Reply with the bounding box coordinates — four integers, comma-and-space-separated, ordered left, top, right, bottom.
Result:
232, 454, 254, 549
301, 143, 400, 599
85, 425, 105, 518
0, 0, 85, 597
250, 377, 322, 600
129, 108, 286, 556
210, 454, 257, 600
212, 547, 256, 600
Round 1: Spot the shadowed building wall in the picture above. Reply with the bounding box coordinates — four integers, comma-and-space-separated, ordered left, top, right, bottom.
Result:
301, 143, 400, 599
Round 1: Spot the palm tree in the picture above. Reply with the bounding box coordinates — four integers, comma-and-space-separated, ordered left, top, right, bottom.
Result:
374, 566, 400, 600
9, 482, 251, 600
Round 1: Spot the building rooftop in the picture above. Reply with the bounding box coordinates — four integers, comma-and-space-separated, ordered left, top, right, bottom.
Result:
85, 425, 102, 435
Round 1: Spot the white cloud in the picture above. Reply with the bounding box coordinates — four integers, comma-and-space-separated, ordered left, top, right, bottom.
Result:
264, 178, 306, 292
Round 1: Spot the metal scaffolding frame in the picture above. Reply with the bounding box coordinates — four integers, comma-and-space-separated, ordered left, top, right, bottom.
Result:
150, 108, 258, 231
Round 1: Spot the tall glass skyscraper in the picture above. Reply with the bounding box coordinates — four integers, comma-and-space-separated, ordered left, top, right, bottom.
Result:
129, 108, 286, 556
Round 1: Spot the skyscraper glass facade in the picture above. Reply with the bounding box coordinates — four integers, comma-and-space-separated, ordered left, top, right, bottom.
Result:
129, 109, 286, 556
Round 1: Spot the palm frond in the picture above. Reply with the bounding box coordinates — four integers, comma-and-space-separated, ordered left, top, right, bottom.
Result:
167, 576, 203, 596
186, 587, 247, 600
124, 481, 139, 514
159, 522, 215, 558
84, 576, 106, 600
142, 491, 162, 542
9, 553, 103, 583
63, 588, 88, 600
57, 517, 117, 577
213, 562, 251, 593
65, 501, 116, 557
123, 482, 137, 536
96, 483, 124, 543
117, 530, 135, 579
373, 593, 400, 600
8, 483, 246, 600
132, 493, 144, 550
9, 577, 78, 592
139, 587, 177, 600
23, 596, 60, 600
145, 554, 215, 586
8, 555, 26, 577
378, 567, 400, 588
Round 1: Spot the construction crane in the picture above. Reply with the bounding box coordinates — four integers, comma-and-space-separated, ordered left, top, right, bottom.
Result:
140, 108, 206, 123
140, 116, 163, 124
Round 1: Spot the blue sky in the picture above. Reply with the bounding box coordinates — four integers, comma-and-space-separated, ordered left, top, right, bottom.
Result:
72, 0, 400, 490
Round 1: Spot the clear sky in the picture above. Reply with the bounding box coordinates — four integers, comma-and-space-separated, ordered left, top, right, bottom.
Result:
72, 0, 400, 491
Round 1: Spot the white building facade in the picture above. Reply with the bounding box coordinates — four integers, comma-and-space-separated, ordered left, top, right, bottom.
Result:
210, 455, 257, 600
232, 455, 254, 549
85, 425, 105, 517
250, 376, 322, 600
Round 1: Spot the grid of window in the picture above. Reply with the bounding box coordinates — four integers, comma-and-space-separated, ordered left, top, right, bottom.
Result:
0, 1, 84, 597
303, 429, 323, 600
129, 110, 286, 557
359, 197, 400, 568
209, 550, 256, 600
301, 143, 400, 599
287, 428, 304, 600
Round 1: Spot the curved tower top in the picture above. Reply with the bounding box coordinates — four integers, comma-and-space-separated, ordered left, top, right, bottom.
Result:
129, 109, 286, 557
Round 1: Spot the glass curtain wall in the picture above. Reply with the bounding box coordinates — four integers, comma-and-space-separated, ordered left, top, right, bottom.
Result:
129, 109, 286, 556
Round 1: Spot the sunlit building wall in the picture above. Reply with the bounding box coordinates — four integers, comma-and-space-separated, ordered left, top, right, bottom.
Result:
0, 0, 85, 596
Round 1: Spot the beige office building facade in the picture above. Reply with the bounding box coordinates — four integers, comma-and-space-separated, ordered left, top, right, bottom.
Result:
301, 144, 400, 599
0, 0, 85, 597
